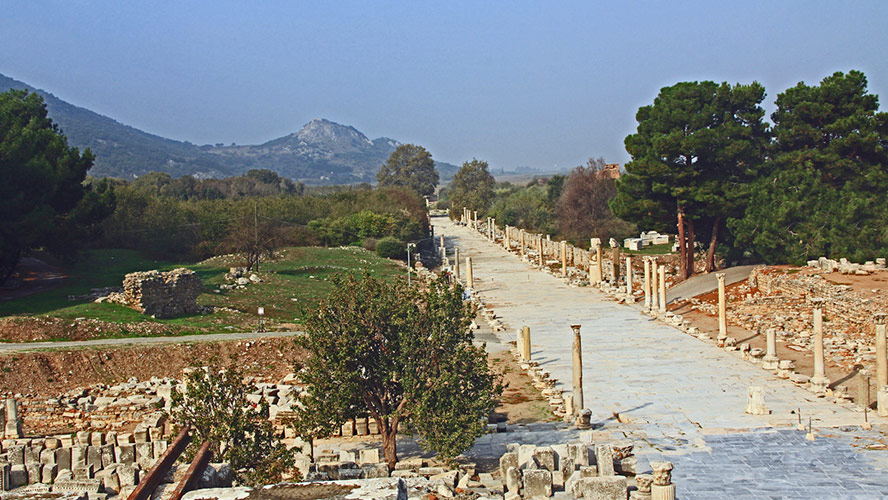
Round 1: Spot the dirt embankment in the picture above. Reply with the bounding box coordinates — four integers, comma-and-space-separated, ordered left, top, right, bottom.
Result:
0, 337, 303, 397
0, 316, 199, 343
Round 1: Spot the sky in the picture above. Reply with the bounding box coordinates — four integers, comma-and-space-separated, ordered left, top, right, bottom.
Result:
1, 1, 886, 171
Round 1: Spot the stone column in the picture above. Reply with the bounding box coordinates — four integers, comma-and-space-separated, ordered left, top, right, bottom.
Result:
561, 241, 568, 277
874, 313, 888, 416
625, 256, 633, 300
810, 298, 830, 393
593, 239, 603, 283
473, 211, 478, 230
466, 257, 474, 290
4, 399, 22, 439
658, 265, 666, 314
644, 258, 652, 311
611, 246, 620, 285
454, 247, 460, 279
504, 226, 510, 250
492, 218, 496, 241
571, 325, 583, 415
717, 273, 727, 344
520, 230, 526, 257
650, 461, 675, 500
538, 235, 544, 268
762, 328, 779, 370
876, 313, 887, 389
650, 259, 659, 315
521, 326, 531, 361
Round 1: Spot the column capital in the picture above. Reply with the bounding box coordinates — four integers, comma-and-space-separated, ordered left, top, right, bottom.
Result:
715, 272, 726, 282
570, 324, 581, 334
875, 312, 887, 325
810, 297, 824, 307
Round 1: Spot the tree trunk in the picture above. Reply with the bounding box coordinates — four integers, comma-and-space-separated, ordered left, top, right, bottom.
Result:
379, 416, 400, 472
705, 217, 721, 273
686, 218, 696, 279
677, 205, 687, 280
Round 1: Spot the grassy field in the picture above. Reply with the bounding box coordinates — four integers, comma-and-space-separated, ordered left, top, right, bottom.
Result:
0, 246, 405, 337
622, 242, 674, 255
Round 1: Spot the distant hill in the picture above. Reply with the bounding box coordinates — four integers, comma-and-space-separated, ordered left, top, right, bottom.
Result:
0, 73, 458, 184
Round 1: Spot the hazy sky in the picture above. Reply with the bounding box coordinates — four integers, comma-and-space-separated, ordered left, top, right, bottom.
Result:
2, 1, 886, 170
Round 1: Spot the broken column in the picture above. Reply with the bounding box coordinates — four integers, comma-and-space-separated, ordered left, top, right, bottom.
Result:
561, 241, 568, 277
810, 298, 830, 394
745, 386, 769, 415
650, 259, 659, 315
658, 265, 666, 314
538, 235, 545, 268
762, 328, 779, 370
473, 211, 478, 230
650, 461, 675, 500
591, 238, 603, 283
520, 230, 526, 258
571, 325, 584, 416
4, 399, 22, 438
454, 247, 460, 279
875, 313, 888, 416
644, 258, 652, 311
466, 257, 474, 290
522, 326, 531, 361
717, 273, 727, 345
611, 245, 620, 285
625, 256, 633, 300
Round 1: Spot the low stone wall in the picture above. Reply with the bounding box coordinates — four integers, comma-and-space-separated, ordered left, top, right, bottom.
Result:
104, 269, 202, 318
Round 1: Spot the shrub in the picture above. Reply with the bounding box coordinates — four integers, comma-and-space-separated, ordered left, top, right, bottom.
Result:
376, 237, 405, 260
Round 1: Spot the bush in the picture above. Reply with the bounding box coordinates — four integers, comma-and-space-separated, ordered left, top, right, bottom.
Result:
362, 238, 378, 251
376, 237, 405, 260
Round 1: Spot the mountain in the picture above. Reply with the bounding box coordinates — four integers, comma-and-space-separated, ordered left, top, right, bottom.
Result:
0, 73, 458, 184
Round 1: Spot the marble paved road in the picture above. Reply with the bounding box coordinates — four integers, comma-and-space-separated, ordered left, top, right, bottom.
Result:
434, 217, 888, 498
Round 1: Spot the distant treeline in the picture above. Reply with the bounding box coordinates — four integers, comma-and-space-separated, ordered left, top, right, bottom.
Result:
93, 172, 428, 262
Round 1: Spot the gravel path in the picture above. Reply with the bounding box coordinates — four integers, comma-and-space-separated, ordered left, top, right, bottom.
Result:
0, 330, 300, 352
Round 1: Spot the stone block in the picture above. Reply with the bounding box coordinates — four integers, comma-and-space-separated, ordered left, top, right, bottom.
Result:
100, 445, 115, 469
505, 466, 522, 493
89, 433, 104, 447
533, 446, 556, 472
499, 451, 519, 479
98, 468, 120, 495
56, 448, 72, 470
71, 447, 87, 469
116, 464, 138, 487
87, 446, 103, 471
518, 444, 537, 468
40, 448, 58, 465
73, 464, 93, 480
575, 476, 627, 500
153, 440, 169, 460
44, 438, 61, 450
9, 465, 28, 488
522, 469, 552, 499
41, 463, 58, 483
26, 463, 42, 484
651, 483, 675, 500
135, 442, 154, 467
595, 445, 615, 476
615, 456, 637, 476
361, 463, 389, 479
25, 445, 43, 464
8, 446, 24, 465
567, 443, 589, 466
358, 449, 379, 465
552, 470, 564, 490
75, 432, 90, 447
116, 434, 134, 446
116, 445, 135, 465
133, 428, 149, 444
51, 478, 103, 494
560, 456, 575, 481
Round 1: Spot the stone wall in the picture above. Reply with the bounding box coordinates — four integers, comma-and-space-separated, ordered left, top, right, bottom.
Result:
105, 269, 202, 318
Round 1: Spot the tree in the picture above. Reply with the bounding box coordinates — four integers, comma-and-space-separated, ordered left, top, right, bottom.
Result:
218, 204, 280, 271
612, 81, 769, 278
556, 158, 635, 244
447, 159, 496, 218
169, 361, 297, 486
293, 273, 502, 471
0, 90, 114, 284
729, 70, 888, 264
376, 144, 439, 196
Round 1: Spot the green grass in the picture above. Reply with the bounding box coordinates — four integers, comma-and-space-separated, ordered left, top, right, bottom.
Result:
0, 246, 404, 338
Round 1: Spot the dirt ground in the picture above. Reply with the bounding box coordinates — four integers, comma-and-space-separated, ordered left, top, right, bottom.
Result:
0, 337, 302, 397
0, 316, 199, 343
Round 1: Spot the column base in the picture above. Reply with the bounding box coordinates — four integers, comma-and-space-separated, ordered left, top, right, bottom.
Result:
651, 483, 675, 500
878, 387, 888, 417
762, 356, 779, 370
810, 375, 830, 394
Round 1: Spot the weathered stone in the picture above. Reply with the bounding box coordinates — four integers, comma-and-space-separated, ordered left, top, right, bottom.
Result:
361, 463, 389, 479
107, 268, 202, 318
505, 466, 522, 493
575, 476, 627, 500
651, 483, 676, 500
745, 386, 770, 415
650, 461, 673, 486
72, 464, 93, 480
116, 464, 138, 487
595, 445, 615, 476
533, 446, 557, 472
9, 465, 27, 489
42, 463, 58, 483
522, 469, 552, 499
51, 478, 102, 494
116, 445, 135, 465
26, 462, 42, 484
358, 449, 379, 465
